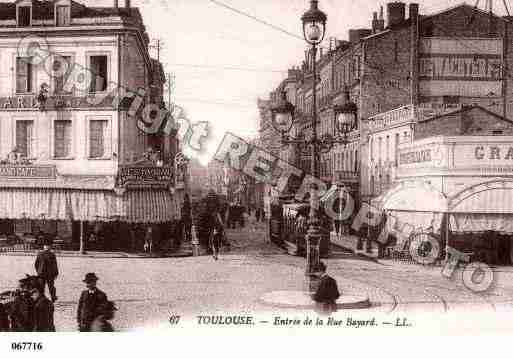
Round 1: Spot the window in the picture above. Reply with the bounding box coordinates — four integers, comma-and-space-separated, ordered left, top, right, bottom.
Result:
16, 57, 33, 93
394, 41, 398, 62
16, 121, 34, 158
89, 55, 108, 93
378, 137, 383, 163
89, 120, 109, 158
56, 5, 70, 26
493, 130, 504, 135
395, 133, 399, 166
354, 150, 358, 172
54, 120, 72, 158
386, 135, 390, 161
18, 6, 31, 27
53, 56, 72, 94
370, 176, 375, 195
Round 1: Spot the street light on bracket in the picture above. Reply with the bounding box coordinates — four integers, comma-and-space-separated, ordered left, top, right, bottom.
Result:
270, 0, 358, 293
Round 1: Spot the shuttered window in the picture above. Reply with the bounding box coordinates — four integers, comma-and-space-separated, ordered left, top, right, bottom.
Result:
16, 57, 33, 93
54, 56, 72, 94
89, 56, 108, 93
16, 121, 34, 158
56, 6, 70, 26
54, 120, 72, 158
89, 120, 108, 158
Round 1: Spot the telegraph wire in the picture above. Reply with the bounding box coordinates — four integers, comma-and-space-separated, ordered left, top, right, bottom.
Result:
208, 0, 304, 41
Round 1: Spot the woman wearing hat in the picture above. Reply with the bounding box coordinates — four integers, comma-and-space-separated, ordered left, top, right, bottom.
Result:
90, 301, 117, 332
30, 283, 55, 332
77, 273, 108, 332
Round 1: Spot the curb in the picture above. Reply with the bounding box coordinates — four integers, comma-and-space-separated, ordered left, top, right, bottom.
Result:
259, 291, 372, 310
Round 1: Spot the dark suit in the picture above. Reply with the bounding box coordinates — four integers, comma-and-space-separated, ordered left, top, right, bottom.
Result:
313, 274, 340, 307
35, 250, 59, 301
9, 293, 34, 331
33, 296, 55, 332
77, 289, 107, 332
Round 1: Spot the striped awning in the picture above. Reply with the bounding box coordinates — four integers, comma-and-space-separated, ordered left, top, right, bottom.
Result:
124, 189, 179, 224
0, 188, 123, 221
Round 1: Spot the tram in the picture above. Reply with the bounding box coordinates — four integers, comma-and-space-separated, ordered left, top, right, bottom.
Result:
269, 196, 331, 257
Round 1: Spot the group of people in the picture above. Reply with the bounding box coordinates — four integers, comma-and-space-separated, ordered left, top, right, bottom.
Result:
0, 243, 116, 332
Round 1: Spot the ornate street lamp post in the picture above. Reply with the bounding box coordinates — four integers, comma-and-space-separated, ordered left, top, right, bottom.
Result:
271, 0, 357, 292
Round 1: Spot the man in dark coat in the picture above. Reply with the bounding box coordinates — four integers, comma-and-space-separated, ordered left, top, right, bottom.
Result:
313, 262, 340, 314
34, 243, 59, 302
77, 273, 108, 332
30, 283, 55, 332
9, 277, 35, 331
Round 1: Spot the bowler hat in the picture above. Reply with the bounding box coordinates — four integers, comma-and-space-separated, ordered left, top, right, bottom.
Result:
83, 273, 99, 283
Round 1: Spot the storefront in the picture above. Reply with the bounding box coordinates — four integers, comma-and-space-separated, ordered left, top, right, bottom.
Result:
375, 135, 513, 264
0, 163, 179, 252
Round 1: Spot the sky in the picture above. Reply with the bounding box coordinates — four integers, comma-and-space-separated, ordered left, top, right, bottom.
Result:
5, 0, 513, 164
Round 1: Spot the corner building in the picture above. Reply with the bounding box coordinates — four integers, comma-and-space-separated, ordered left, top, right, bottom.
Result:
0, 0, 180, 251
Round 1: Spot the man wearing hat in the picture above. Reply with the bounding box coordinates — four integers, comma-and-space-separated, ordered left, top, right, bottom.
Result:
90, 300, 117, 332
34, 242, 59, 302
77, 273, 108, 332
9, 276, 36, 331
30, 283, 55, 332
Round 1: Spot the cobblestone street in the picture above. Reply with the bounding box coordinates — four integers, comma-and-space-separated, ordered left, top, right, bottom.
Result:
3, 221, 513, 331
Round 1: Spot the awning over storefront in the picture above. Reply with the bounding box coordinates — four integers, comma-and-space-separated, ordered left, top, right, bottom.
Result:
449, 181, 513, 214
374, 182, 448, 212
124, 189, 179, 224
0, 188, 124, 221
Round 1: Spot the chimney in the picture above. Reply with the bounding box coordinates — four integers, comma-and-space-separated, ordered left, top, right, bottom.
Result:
387, 2, 406, 27
409, 3, 419, 21
372, 12, 379, 33
125, 0, 131, 9
114, 0, 119, 8
375, 6, 385, 32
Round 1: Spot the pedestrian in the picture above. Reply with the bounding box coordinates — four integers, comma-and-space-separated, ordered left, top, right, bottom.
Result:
90, 300, 117, 332
182, 194, 192, 242
34, 242, 59, 302
30, 283, 55, 332
7, 277, 35, 331
313, 262, 340, 315
77, 273, 108, 332
144, 226, 153, 253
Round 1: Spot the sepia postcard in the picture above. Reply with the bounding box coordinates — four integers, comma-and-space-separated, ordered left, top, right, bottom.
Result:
1, 0, 513, 357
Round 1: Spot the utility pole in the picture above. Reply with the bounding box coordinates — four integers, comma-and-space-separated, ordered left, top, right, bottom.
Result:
149, 38, 164, 61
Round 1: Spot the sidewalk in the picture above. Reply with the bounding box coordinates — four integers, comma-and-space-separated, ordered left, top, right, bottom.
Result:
330, 231, 379, 258
0, 247, 193, 259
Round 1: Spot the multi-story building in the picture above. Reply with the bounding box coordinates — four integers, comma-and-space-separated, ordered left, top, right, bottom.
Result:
0, 0, 179, 251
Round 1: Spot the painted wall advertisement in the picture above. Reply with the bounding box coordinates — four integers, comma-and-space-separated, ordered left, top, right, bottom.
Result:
419, 38, 503, 97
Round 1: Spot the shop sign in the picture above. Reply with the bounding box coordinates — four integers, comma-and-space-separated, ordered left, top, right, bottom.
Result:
118, 166, 174, 188
419, 38, 503, 97
398, 144, 447, 169
399, 149, 432, 165
455, 144, 513, 171
367, 105, 415, 132
0, 95, 118, 110
0, 165, 56, 179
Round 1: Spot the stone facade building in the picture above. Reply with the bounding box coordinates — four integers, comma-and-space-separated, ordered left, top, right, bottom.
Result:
0, 0, 180, 251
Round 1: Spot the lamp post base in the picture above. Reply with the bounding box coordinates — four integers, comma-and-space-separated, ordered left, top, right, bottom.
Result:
305, 226, 322, 294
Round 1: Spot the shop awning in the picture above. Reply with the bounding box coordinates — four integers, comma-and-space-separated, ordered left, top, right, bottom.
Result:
450, 187, 513, 214
124, 189, 179, 224
376, 182, 448, 212
0, 188, 124, 221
